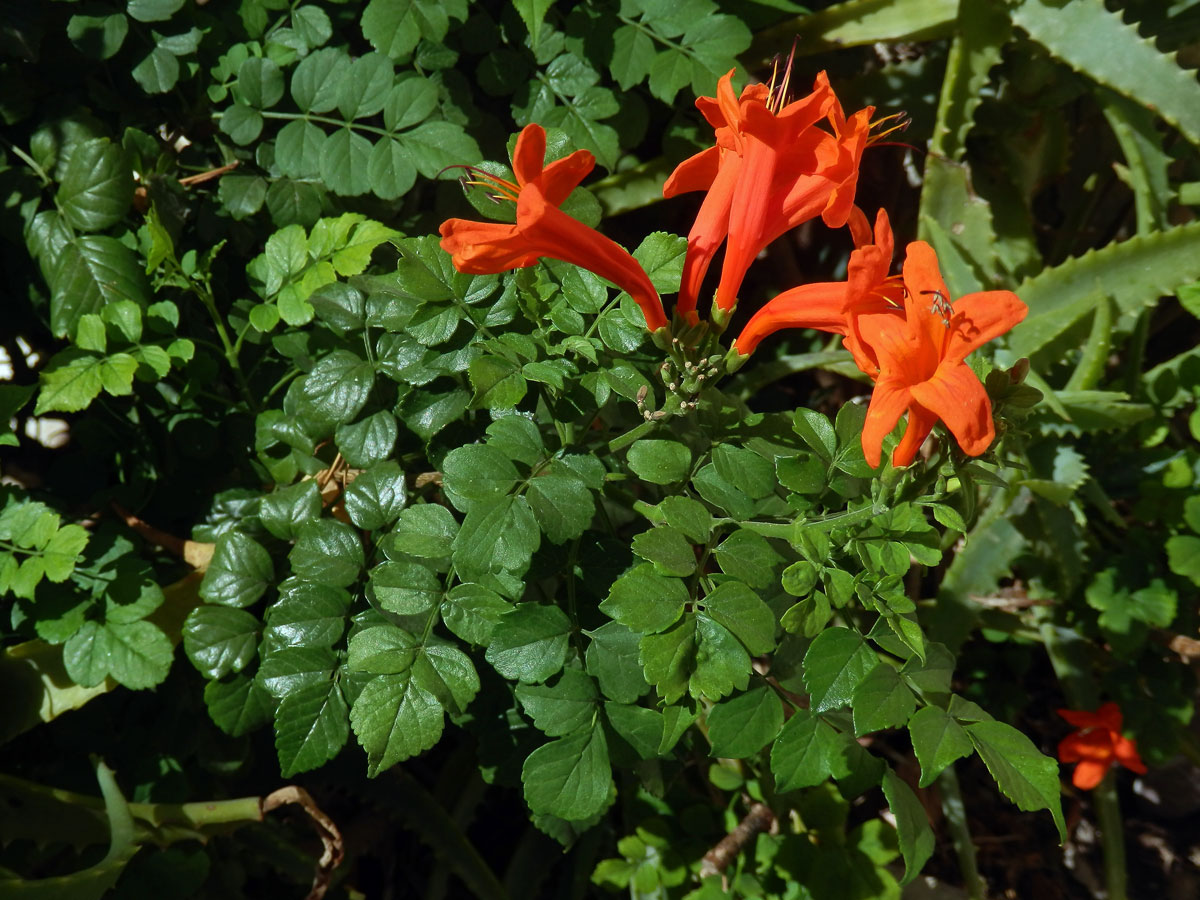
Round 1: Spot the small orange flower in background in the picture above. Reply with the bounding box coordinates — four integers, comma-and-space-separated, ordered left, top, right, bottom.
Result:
663, 68, 872, 321
1057, 703, 1147, 790
855, 241, 1027, 468
439, 124, 667, 332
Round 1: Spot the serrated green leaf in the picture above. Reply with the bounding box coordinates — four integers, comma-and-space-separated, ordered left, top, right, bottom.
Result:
260, 480, 321, 541
46, 234, 150, 339
527, 472, 594, 544
345, 460, 407, 531
275, 680, 349, 777
300, 350, 374, 426
263, 580, 351, 650
522, 722, 612, 821
351, 672, 443, 776
200, 532, 273, 608
57, 139, 132, 232
290, 519, 363, 588
881, 768, 935, 885
702, 580, 776, 656
391, 503, 459, 561
516, 668, 598, 737
585, 621, 648, 703
441, 444, 520, 512
631, 526, 695, 576
771, 712, 837, 793
713, 529, 782, 589
626, 440, 691, 485
183, 605, 260, 679
707, 686, 785, 758
63, 619, 173, 690
485, 603, 571, 683
368, 560, 442, 616
803, 627, 878, 713
441, 583, 511, 646
851, 664, 916, 736
966, 720, 1066, 841
600, 564, 687, 635
412, 641, 479, 714
258, 646, 336, 698
205, 673, 274, 737
907, 706, 973, 787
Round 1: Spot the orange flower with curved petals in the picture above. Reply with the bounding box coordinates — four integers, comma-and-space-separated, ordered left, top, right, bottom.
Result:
731, 207, 903, 360
440, 124, 667, 332
856, 242, 1027, 467
1057, 703, 1147, 790
664, 68, 873, 321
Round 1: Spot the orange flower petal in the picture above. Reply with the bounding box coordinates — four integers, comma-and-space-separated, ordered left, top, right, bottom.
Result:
909, 362, 995, 458
511, 124, 547, 186
732, 282, 850, 356
438, 219, 537, 272
1072, 759, 1110, 791
663, 146, 721, 198
538, 148, 596, 207
891, 404, 938, 467
1113, 736, 1147, 774
861, 378, 911, 468
945, 291, 1029, 363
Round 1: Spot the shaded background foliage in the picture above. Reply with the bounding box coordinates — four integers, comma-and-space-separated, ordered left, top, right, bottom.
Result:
2, 0, 1200, 898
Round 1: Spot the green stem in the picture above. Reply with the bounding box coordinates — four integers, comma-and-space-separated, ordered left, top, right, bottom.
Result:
608, 419, 656, 453
1093, 773, 1128, 900
260, 109, 391, 138
937, 766, 985, 900
174, 260, 258, 411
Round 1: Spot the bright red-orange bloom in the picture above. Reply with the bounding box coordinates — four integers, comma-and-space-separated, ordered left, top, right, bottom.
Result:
1057, 703, 1147, 790
856, 242, 1027, 467
731, 207, 903, 360
663, 69, 872, 320
440, 124, 667, 331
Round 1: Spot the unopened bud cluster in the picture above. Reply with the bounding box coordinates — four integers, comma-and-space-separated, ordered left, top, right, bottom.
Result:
636, 338, 726, 420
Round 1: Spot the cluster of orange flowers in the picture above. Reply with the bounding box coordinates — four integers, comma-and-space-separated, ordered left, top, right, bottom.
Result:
439, 68, 1028, 468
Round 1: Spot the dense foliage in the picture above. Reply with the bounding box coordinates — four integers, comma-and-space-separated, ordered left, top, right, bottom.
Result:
2, 1, 1200, 898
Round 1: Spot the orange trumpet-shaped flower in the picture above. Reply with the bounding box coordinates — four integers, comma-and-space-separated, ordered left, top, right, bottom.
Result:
856, 242, 1027, 468
440, 124, 667, 332
663, 68, 872, 321
731, 208, 903, 360
1057, 703, 1147, 790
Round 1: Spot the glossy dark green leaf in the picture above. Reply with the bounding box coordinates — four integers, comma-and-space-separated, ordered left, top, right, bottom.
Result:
626, 440, 691, 485
707, 687, 785, 758
702, 580, 776, 656
275, 680, 349, 777
290, 519, 364, 588
485, 603, 571, 683
631, 526, 695, 576
771, 712, 837, 793
522, 722, 612, 821
257, 646, 336, 698
441, 583, 511, 646
204, 673, 274, 737
908, 706, 973, 788
368, 560, 442, 616
200, 532, 273, 608
585, 621, 648, 703
63, 620, 173, 690
527, 472, 594, 543
882, 768, 935, 885
802, 627, 878, 713
851, 664, 917, 736
599, 564, 687, 634
259, 480, 321, 540
967, 721, 1066, 841
516, 668, 598, 737
351, 672, 443, 776
344, 460, 407, 531
182, 605, 260, 679
263, 580, 351, 650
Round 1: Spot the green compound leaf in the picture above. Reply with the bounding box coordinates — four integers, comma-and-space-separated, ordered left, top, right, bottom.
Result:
516, 668, 599, 737
882, 768, 935, 885
299, 350, 375, 427
657, 496, 713, 543
200, 532, 273, 608
368, 560, 442, 617
182, 605, 260, 679
599, 564, 687, 635
1012, 0, 1200, 147
604, 702, 663, 760
260, 480, 322, 541
205, 673, 274, 737
67, 13, 129, 60
626, 440, 691, 485
851, 664, 917, 736
712, 530, 782, 590
275, 680, 349, 777
907, 706, 973, 787
35, 351, 138, 415
452, 495, 540, 578
46, 235, 150, 339
1167, 535, 1200, 587
707, 686, 785, 759
391, 503, 459, 561
527, 472, 594, 544
56, 138, 132, 232
263, 580, 350, 650
485, 603, 572, 683
336, 411, 398, 469
522, 722, 613, 821
351, 672, 444, 777
441, 443, 520, 512
701, 580, 776, 656
585, 621, 648, 704
290, 519, 364, 588
347, 624, 417, 675
631, 526, 695, 577
639, 614, 751, 705
966, 720, 1066, 842
802, 627, 879, 713
344, 461, 408, 532
770, 712, 838, 793
257, 646, 336, 698
441, 583, 511, 647
63, 619, 173, 690
412, 641, 479, 715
